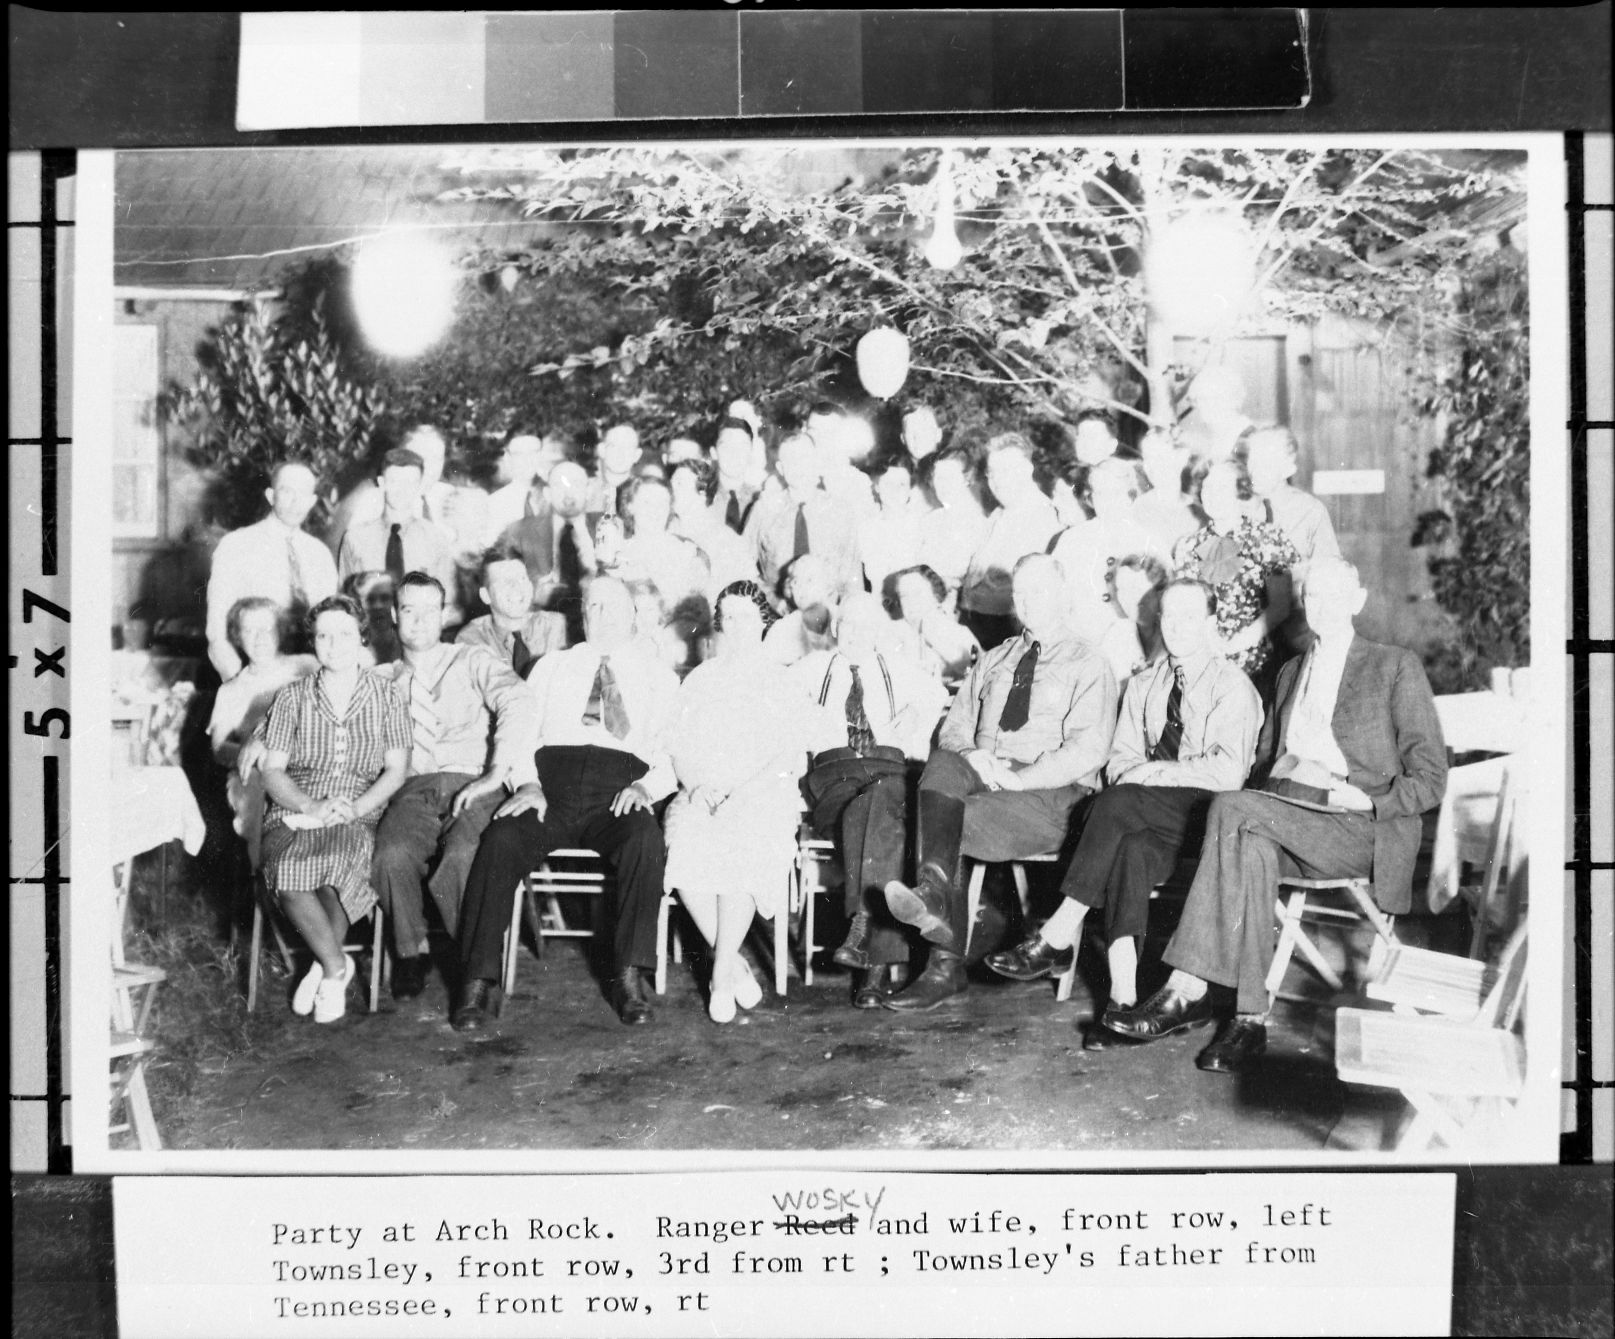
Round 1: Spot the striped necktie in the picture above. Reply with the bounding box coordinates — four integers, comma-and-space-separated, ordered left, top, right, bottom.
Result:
845, 663, 876, 755
407, 668, 441, 775
285, 531, 307, 609
582, 655, 631, 739
1149, 665, 1186, 762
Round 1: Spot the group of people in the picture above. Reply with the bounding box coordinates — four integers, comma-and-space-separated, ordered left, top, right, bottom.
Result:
198, 381, 1447, 1076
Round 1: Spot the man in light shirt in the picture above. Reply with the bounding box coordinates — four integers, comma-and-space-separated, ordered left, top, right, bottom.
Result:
746, 432, 862, 602
958, 433, 1063, 650
337, 447, 458, 607
371, 573, 536, 1000
707, 416, 763, 535
1108, 558, 1447, 1073
455, 544, 569, 678
882, 554, 1119, 1010
205, 460, 338, 680
451, 577, 679, 1031
984, 579, 1262, 1044
796, 595, 948, 1008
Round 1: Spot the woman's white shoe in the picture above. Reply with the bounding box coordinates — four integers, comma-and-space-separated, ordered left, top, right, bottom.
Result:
291, 960, 324, 1016
732, 960, 762, 1011
312, 954, 355, 1024
708, 964, 737, 1024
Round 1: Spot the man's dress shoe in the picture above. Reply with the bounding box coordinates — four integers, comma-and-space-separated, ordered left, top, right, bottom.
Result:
984, 935, 1075, 982
881, 953, 967, 1012
853, 963, 904, 1010
1103, 985, 1216, 1041
450, 978, 503, 1033
610, 968, 654, 1026
391, 954, 430, 1001
1195, 1017, 1267, 1073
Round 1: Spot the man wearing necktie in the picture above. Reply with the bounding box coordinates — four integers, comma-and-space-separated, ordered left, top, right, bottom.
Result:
708, 416, 761, 535
338, 446, 459, 625
452, 577, 679, 1030
746, 432, 862, 602
882, 554, 1120, 1010
371, 574, 536, 1000
984, 579, 1263, 1046
205, 461, 338, 680
1108, 558, 1447, 1074
796, 597, 948, 1008
455, 545, 569, 677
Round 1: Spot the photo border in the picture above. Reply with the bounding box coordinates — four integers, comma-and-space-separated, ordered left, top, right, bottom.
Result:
70, 130, 1568, 1174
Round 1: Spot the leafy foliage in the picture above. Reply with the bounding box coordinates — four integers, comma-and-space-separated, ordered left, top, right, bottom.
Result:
1411, 239, 1530, 680
160, 298, 385, 529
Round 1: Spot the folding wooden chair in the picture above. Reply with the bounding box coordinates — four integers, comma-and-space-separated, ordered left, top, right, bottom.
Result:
501, 849, 609, 997
110, 1030, 162, 1151
246, 888, 387, 1014
1334, 922, 1529, 1151
794, 818, 838, 986
1265, 876, 1398, 1006
962, 853, 1072, 994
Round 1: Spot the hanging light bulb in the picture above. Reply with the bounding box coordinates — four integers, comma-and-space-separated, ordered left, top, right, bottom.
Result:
923, 148, 963, 271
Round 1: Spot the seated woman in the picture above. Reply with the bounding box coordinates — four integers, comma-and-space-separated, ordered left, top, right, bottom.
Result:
663, 581, 818, 1023
207, 597, 318, 870
1097, 553, 1168, 693
1171, 457, 1299, 692
259, 595, 411, 1023
888, 563, 979, 687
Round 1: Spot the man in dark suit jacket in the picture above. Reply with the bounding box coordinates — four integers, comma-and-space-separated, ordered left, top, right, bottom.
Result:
1107, 557, 1448, 1073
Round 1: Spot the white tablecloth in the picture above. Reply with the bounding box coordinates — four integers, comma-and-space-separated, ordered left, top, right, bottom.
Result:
110, 765, 207, 867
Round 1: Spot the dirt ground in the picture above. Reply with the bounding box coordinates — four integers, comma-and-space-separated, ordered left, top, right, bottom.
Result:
149, 884, 1396, 1156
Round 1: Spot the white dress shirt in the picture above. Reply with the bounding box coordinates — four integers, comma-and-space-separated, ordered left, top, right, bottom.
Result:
519, 641, 680, 799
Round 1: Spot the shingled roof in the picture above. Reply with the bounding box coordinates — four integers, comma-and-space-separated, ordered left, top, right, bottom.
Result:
114, 146, 557, 291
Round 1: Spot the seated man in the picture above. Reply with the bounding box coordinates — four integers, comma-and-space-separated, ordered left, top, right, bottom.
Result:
796, 596, 948, 1008
451, 577, 678, 1031
984, 579, 1262, 1046
1106, 558, 1447, 1072
456, 544, 569, 678
882, 554, 1119, 1010
372, 573, 536, 998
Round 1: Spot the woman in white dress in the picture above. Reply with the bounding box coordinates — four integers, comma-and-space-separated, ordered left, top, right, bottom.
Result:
663, 581, 819, 1022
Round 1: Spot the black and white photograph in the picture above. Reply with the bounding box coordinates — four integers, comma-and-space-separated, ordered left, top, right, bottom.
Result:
71, 134, 1565, 1170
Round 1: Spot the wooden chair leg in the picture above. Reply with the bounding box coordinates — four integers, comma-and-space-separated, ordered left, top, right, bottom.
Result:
655, 894, 672, 996
368, 907, 385, 1012
1055, 955, 1079, 1003
773, 893, 789, 997
1010, 862, 1032, 923
123, 1057, 163, 1151
801, 860, 815, 986
502, 881, 523, 998
964, 862, 987, 958
248, 902, 264, 1013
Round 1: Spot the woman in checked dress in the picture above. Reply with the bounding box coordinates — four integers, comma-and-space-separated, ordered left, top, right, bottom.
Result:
259, 595, 411, 1023
663, 580, 819, 1023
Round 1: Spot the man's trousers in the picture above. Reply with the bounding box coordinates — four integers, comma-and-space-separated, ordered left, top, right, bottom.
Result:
456, 746, 666, 983
1164, 790, 1375, 1014
1057, 784, 1214, 943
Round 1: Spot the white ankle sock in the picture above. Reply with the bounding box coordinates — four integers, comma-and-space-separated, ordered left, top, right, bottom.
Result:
1165, 969, 1208, 1000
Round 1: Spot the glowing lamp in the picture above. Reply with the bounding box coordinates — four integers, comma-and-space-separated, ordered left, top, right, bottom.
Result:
856, 327, 910, 400
1145, 213, 1256, 336
352, 232, 459, 359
